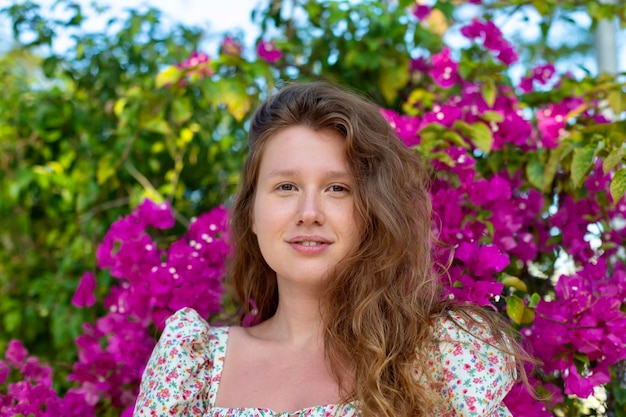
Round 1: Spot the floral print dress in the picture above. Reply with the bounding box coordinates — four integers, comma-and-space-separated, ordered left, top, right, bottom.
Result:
133, 308, 516, 417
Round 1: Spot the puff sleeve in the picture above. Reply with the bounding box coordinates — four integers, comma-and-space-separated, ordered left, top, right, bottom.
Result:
427, 313, 517, 417
133, 308, 214, 417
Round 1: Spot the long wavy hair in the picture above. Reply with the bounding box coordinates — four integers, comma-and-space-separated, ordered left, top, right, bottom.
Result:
228, 81, 527, 416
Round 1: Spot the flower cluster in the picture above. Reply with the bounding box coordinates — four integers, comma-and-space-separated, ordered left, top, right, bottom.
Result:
66, 199, 229, 411
519, 63, 556, 93
525, 258, 626, 398
257, 40, 282, 63
0, 340, 94, 417
220, 36, 243, 57
460, 18, 518, 65
177, 51, 214, 80
385, 13, 626, 408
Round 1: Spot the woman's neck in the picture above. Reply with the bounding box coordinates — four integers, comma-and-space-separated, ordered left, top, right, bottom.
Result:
247, 282, 325, 347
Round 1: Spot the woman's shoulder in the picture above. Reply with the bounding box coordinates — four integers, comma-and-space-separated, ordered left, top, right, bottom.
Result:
133, 307, 228, 416
160, 306, 228, 345
425, 309, 517, 417
433, 309, 504, 345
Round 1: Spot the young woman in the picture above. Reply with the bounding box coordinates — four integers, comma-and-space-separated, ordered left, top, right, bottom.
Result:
133, 82, 528, 417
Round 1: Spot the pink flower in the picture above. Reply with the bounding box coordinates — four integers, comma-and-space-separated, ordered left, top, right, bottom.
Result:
429, 47, 460, 88
0, 360, 9, 384
460, 19, 518, 65
220, 35, 242, 56
72, 272, 97, 308
455, 242, 510, 277
380, 109, 421, 147
178, 51, 210, 68
257, 40, 283, 63
421, 104, 462, 128
410, 56, 430, 73
5, 340, 28, 368
176, 51, 213, 79
136, 199, 175, 230
413, 4, 431, 20
564, 364, 610, 398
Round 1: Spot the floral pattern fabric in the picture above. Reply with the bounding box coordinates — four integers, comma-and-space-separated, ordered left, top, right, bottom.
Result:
133, 308, 516, 417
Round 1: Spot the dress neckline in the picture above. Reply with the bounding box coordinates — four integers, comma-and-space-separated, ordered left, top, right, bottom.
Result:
207, 326, 357, 416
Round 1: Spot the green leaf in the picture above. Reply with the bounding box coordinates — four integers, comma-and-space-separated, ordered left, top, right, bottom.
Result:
571, 144, 596, 188
3, 309, 22, 332
610, 168, 626, 204
481, 77, 496, 108
574, 352, 591, 366
42, 56, 58, 78
176, 127, 195, 148
506, 295, 525, 325
544, 140, 573, 192
603, 145, 626, 174
521, 307, 535, 325
214, 79, 251, 122
434, 0, 454, 20
529, 293, 541, 308
442, 130, 468, 148
526, 159, 544, 190
155, 65, 182, 89
97, 154, 117, 185
608, 90, 624, 114
501, 274, 528, 292
378, 59, 410, 104
143, 118, 172, 136
481, 111, 504, 123
454, 120, 493, 154
171, 96, 192, 125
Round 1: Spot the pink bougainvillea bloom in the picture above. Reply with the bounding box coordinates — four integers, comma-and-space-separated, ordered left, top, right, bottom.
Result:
455, 241, 510, 277
445, 273, 504, 307
413, 4, 431, 20
536, 105, 565, 149
532, 63, 556, 84
177, 51, 214, 79
72, 272, 97, 308
429, 47, 460, 88
497, 45, 518, 65
5, 339, 27, 368
178, 51, 210, 68
420, 103, 462, 128
460, 18, 483, 39
521, 63, 557, 93
380, 108, 421, 147
504, 381, 554, 417
410, 56, 430, 73
460, 19, 518, 65
61, 389, 97, 416
221, 35, 242, 56
0, 360, 9, 384
563, 364, 610, 398
519, 76, 534, 93
136, 199, 175, 230
257, 40, 283, 63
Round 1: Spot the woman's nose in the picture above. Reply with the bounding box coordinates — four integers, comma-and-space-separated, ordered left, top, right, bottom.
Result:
296, 191, 325, 225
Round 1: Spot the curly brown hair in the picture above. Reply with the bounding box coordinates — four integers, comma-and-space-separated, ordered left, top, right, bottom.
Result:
228, 81, 528, 416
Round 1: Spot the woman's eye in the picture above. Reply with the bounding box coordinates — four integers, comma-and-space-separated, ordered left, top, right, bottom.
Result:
278, 184, 296, 191
329, 185, 348, 192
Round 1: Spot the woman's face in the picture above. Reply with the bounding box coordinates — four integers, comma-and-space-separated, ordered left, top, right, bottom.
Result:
252, 125, 361, 291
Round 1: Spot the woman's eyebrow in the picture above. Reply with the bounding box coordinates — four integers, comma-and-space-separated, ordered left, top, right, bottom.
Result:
265, 169, 352, 180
